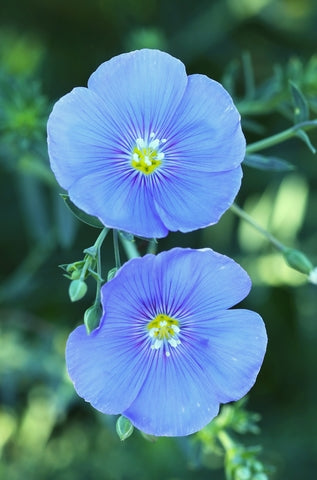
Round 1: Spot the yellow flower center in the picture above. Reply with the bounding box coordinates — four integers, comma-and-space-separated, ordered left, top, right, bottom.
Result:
147, 313, 181, 355
131, 133, 166, 174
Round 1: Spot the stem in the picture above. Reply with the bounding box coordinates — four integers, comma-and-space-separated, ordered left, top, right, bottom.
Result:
119, 235, 141, 259
246, 119, 317, 154
230, 203, 285, 251
217, 430, 235, 452
81, 227, 109, 281
113, 230, 121, 268
94, 228, 108, 303
147, 238, 158, 255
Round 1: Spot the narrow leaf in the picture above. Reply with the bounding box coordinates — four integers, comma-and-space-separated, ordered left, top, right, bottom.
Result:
289, 80, 309, 123
60, 194, 104, 228
243, 154, 295, 172
296, 129, 316, 154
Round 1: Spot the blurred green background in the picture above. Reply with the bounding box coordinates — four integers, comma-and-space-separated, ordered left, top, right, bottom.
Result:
1, 0, 317, 478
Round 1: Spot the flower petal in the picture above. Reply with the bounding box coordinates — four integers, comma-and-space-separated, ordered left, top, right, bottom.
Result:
47, 87, 128, 191
150, 248, 252, 315
66, 322, 151, 414
87, 49, 188, 138
190, 309, 267, 403
162, 74, 246, 173
153, 166, 242, 232
123, 348, 220, 436
68, 169, 168, 237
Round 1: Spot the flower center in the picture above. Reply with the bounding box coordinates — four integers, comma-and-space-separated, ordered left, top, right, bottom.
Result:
147, 313, 181, 355
131, 132, 166, 174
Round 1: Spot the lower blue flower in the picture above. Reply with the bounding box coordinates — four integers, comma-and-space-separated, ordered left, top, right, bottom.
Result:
66, 248, 267, 436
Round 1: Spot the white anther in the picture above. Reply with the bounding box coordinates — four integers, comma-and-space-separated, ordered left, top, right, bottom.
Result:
152, 339, 163, 350
159, 320, 167, 327
149, 139, 160, 150
136, 138, 146, 149
144, 156, 152, 166
171, 325, 180, 334
156, 152, 165, 161
149, 328, 158, 338
168, 338, 180, 348
150, 132, 156, 138
165, 351, 171, 357
161, 138, 167, 143
132, 153, 139, 162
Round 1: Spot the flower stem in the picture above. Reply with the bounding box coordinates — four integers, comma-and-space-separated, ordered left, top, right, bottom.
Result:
246, 119, 317, 154
230, 203, 284, 251
119, 235, 141, 259
217, 430, 235, 452
113, 230, 122, 268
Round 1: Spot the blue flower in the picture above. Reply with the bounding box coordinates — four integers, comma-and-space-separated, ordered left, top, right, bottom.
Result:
66, 248, 267, 437
47, 49, 245, 238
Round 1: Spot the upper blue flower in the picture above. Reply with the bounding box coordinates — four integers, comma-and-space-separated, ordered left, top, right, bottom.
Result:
47, 49, 245, 238
66, 248, 267, 436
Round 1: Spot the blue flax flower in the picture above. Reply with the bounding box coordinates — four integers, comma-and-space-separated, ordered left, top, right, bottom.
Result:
66, 248, 267, 436
48, 49, 245, 238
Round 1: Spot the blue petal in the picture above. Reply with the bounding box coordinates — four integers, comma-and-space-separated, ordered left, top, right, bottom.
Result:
189, 309, 267, 402
47, 87, 129, 191
123, 347, 220, 436
152, 248, 252, 315
162, 74, 246, 173
87, 49, 188, 139
66, 322, 151, 414
68, 168, 168, 238
153, 166, 242, 232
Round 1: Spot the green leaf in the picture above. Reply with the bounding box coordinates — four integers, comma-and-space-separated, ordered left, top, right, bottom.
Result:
60, 194, 104, 229
243, 154, 295, 172
289, 80, 309, 123
295, 129, 316, 154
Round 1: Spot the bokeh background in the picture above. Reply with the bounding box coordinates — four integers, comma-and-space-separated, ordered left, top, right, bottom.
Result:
1, 0, 317, 478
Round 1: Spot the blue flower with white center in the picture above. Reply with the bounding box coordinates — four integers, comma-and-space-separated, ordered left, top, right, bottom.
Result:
47, 49, 245, 238
66, 248, 267, 437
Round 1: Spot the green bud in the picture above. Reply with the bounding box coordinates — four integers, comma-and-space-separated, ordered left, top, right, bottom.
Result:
282, 248, 313, 275
69, 279, 87, 302
308, 267, 317, 285
116, 416, 134, 441
107, 267, 118, 281
70, 269, 81, 280
235, 466, 251, 480
253, 474, 268, 480
84, 304, 102, 334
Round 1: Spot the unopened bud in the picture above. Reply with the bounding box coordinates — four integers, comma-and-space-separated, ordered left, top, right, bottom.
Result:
84, 303, 102, 334
282, 248, 313, 275
107, 267, 118, 281
116, 416, 134, 441
69, 279, 87, 302
308, 267, 317, 285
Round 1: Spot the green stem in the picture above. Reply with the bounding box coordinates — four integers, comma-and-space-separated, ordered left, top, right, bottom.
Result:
113, 230, 121, 269
217, 430, 235, 452
230, 203, 285, 251
246, 119, 317, 154
146, 238, 158, 255
119, 235, 141, 259
94, 228, 108, 303
81, 227, 109, 281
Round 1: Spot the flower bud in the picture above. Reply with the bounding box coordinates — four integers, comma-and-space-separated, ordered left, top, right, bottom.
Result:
107, 267, 118, 281
282, 248, 313, 275
68, 279, 87, 302
116, 415, 134, 441
84, 303, 102, 334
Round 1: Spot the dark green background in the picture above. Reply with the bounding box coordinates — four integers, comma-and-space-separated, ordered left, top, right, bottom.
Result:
1, 0, 317, 478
